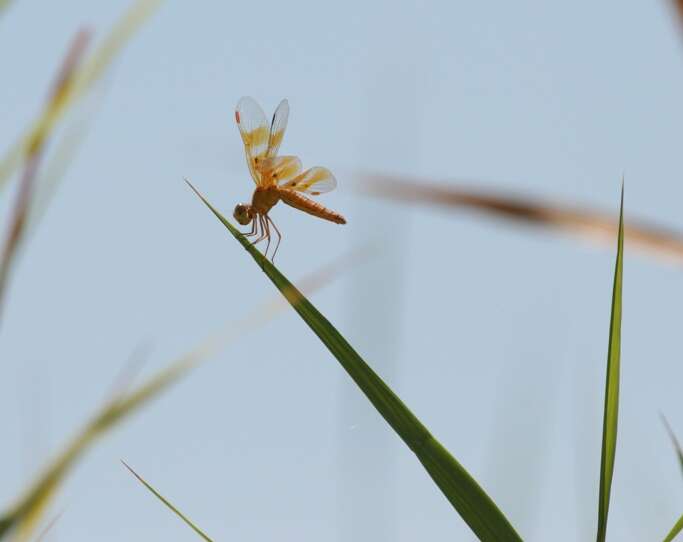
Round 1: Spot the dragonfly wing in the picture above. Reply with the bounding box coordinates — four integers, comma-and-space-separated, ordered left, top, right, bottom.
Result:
267, 98, 289, 158
279, 167, 337, 195
257, 155, 302, 185
235, 96, 269, 185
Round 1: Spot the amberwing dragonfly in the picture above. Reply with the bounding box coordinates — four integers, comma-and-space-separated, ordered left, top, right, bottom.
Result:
233, 96, 346, 261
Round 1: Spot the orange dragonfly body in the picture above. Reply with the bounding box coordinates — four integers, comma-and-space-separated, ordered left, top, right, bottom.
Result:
233, 96, 346, 260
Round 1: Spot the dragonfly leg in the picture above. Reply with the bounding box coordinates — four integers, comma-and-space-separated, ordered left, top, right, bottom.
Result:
259, 215, 268, 245
251, 215, 268, 245
244, 217, 257, 237
263, 214, 272, 260
268, 216, 282, 262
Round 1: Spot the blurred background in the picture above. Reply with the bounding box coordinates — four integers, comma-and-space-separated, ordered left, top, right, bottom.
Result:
1, 0, 683, 540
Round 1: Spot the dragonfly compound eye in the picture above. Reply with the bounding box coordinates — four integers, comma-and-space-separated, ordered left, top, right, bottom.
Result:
233, 204, 252, 225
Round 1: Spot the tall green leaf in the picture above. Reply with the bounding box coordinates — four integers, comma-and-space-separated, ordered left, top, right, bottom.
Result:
663, 514, 683, 542
187, 180, 523, 542
596, 186, 624, 542
122, 462, 214, 541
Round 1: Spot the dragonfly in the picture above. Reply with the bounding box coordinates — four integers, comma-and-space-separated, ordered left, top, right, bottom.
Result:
233, 96, 346, 261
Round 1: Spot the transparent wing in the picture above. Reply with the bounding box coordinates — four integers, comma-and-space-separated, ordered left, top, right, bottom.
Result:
279, 167, 337, 195
235, 96, 269, 184
257, 155, 302, 186
267, 98, 289, 158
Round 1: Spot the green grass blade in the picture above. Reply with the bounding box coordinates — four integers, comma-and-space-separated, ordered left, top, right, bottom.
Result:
122, 462, 214, 542
663, 514, 683, 542
595, 185, 624, 542
187, 180, 523, 542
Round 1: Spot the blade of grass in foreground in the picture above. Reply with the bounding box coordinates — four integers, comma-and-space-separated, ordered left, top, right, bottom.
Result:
595, 186, 624, 542
0, 249, 357, 540
187, 180, 523, 542
122, 461, 213, 542
664, 514, 683, 542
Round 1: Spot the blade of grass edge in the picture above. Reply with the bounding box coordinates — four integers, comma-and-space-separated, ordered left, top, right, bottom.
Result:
596, 185, 624, 542
121, 461, 213, 542
186, 179, 523, 542
663, 514, 683, 542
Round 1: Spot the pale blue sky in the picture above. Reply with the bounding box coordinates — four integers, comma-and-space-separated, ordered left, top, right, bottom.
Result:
2, 1, 683, 540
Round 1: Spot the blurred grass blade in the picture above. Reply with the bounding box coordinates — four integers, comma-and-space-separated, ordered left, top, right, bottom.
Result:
187, 180, 523, 542
595, 186, 624, 542
363, 175, 683, 265
0, 30, 91, 324
27, 69, 107, 238
664, 514, 683, 542
661, 414, 683, 479
122, 462, 213, 542
0, 249, 358, 540
0, 0, 162, 195
0, 0, 12, 16
73, 0, 162, 92
671, 0, 683, 37
0, 349, 207, 541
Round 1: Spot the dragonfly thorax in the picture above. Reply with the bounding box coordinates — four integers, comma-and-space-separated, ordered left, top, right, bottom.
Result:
251, 186, 280, 215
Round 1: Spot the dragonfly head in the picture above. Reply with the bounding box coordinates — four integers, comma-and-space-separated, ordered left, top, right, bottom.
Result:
233, 203, 254, 225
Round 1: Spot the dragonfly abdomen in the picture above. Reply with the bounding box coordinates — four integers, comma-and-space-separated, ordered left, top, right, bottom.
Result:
278, 189, 346, 224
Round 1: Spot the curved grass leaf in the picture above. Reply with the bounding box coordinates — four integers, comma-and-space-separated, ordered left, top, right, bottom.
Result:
596, 186, 624, 542
0, 0, 163, 195
186, 180, 523, 542
122, 461, 213, 542
664, 514, 683, 542
363, 175, 683, 265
